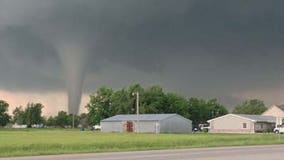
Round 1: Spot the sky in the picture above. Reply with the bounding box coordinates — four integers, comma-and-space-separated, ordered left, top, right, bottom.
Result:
1, 0, 284, 116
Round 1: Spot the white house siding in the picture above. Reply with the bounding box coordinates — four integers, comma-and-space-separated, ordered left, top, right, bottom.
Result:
100, 121, 123, 132
209, 115, 255, 133
160, 116, 192, 133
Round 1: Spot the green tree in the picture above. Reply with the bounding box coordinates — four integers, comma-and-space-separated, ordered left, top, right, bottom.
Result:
165, 93, 189, 118
206, 99, 228, 119
142, 86, 166, 113
188, 98, 207, 126
187, 98, 228, 126
0, 100, 11, 126
86, 87, 114, 125
232, 99, 267, 115
12, 106, 25, 124
24, 103, 44, 127
70, 114, 80, 128
110, 89, 133, 114
128, 84, 144, 97
55, 111, 71, 128
79, 113, 89, 128
46, 116, 56, 126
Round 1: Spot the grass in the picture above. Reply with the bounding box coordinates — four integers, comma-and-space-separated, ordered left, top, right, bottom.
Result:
1, 129, 284, 157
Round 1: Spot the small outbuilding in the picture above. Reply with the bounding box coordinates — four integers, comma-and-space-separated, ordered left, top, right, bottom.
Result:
207, 114, 276, 133
100, 114, 192, 133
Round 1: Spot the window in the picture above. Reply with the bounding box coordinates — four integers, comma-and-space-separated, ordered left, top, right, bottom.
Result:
243, 123, 247, 129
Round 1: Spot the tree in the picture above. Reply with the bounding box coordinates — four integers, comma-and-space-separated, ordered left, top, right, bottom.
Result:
71, 114, 80, 128
86, 87, 114, 125
51, 111, 80, 128
110, 89, 133, 114
46, 116, 56, 126
142, 86, 167, 114
24, 103, 44, 127
12, 106, 25, 124
12, 103, 44, 127
188, 98, 207, 126
165, 93, 189, 118
0, 100, 11, 126
206, 99, 228, 119
232, 99, 267, 115
79, 113, 89, 128
55, 111, 71, 128
187, 98, 228, 126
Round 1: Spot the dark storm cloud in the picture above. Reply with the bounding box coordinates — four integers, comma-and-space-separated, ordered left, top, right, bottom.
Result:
1, 0, 284, 107
0, 26, 60, 91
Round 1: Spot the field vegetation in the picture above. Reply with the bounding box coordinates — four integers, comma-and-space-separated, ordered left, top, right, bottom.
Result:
1, 129, 284, 157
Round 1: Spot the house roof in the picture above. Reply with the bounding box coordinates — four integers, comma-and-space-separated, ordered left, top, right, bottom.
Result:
275, 105, 284, 111
207, 114, 276, 123
101, 114, 185, 122
236, 114, 276, 123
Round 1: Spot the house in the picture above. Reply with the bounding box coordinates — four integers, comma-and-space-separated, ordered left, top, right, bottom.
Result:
262, 105, 284, 126
207, 114, 275, 133
100, 114, 192, 133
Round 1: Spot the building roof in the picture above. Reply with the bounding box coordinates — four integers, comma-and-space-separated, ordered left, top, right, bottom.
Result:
236, 114, 276, 123
275, 105, 284, 111
101, 114, 185, 122
208, 114, 276, 123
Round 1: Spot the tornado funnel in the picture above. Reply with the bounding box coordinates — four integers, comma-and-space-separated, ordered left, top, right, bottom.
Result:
57, 43, 88, 115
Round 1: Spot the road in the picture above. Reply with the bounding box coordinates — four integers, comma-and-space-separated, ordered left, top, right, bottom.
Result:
2, 145, 284, 160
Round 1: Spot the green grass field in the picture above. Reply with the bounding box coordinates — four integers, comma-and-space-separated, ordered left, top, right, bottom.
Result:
1, 129, 284, 157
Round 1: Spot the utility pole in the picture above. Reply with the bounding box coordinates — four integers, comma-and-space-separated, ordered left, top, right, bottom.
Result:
72, 114, 75, 129
132, 92, 139, 133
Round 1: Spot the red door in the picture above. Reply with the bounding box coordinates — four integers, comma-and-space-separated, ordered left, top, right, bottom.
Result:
126, 121, 134, 132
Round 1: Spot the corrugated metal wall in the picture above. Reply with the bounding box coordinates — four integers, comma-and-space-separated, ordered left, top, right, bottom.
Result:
101, 121, 158, 133
160, 115, 192, 133
134, 121, 158, 133
101, 121, 123, 132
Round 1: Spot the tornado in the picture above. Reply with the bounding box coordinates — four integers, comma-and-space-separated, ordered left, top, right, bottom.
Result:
57, 42, 88, 115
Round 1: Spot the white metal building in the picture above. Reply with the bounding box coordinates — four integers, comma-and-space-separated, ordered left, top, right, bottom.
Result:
100, 114, 192, 133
